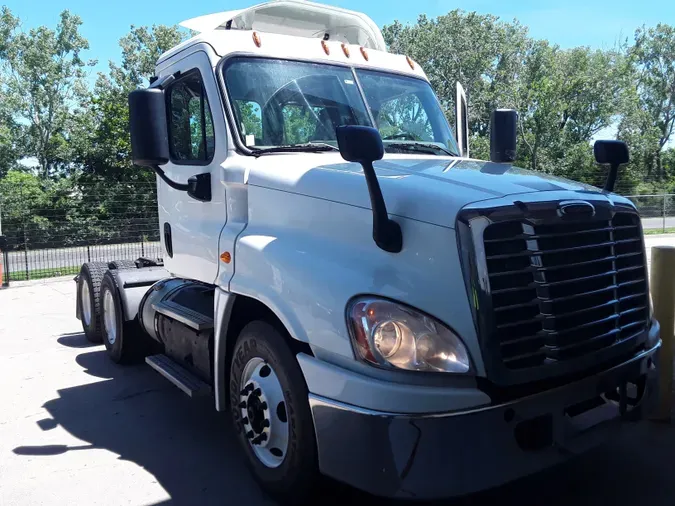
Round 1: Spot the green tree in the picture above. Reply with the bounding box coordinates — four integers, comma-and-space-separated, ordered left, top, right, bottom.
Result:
622, 24, 675, 180
0, 8, 95, 179
77, 24, 186, 181
383, 10, 531, 150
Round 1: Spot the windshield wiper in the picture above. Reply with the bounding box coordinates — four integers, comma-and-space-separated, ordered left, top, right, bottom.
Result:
250, 142, 339, 157
386, 142, 457, 156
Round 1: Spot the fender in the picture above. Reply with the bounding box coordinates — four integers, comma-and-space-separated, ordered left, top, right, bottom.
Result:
228, 185, 482, 371
213, 288, 237, 411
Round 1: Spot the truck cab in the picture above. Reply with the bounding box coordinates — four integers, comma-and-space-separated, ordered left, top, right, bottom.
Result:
75, 1, 661, 503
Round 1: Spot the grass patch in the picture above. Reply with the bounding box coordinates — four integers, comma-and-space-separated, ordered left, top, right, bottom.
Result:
6, 265, 80, 282
644, 228, 675, 235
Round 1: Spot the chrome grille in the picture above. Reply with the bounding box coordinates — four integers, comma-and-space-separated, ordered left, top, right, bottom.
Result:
484, 212, 649, 370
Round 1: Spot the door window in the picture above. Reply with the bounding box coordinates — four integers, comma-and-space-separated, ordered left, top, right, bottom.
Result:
167, 71, 215, 163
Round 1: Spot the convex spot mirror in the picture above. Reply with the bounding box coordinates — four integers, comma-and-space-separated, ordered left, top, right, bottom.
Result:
594, 140, 629, 192
594, 140, 629, 166
336, 125, 384, 163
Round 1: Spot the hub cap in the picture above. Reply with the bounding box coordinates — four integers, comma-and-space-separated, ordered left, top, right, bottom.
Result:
239, 357, 289, 468
102, 289, 117, 345
81, 281, 92, 327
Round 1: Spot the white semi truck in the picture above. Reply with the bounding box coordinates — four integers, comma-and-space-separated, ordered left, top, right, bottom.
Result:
75, 1, 661, 503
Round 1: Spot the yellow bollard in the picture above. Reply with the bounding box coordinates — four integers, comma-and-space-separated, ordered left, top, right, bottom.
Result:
650, 246, 675, 422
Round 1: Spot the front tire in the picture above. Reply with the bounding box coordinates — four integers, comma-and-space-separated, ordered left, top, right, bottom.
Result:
77, 262, 108, 343
229, 321, 319, 504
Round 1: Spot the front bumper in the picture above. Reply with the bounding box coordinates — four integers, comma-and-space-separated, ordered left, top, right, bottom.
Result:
310, 337, 660, 499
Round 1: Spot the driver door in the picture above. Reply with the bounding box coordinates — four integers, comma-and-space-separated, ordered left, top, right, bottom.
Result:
157, 48, 228, 283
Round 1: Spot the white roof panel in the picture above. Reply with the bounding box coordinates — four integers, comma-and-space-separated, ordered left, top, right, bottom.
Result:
179, 0, 386, 51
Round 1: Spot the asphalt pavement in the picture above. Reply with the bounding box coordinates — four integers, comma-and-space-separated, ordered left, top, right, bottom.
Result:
642, 216, 675, 230
2, 278, 675, 505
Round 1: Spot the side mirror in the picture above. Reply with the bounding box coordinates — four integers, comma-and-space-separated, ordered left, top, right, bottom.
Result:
128, 88, 170, 167
594, 140, 629, 193
490, 109, 517, 163
336, 125, 384, 163
336, 126, 401, 253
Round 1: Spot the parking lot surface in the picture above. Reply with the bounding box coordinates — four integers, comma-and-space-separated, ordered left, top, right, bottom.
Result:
2, 278, 675, 506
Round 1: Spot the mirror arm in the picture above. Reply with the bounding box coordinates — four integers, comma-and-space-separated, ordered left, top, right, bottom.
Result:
151, 165, 189, 192
361, 160, 402, 253
604, 163, 619, 192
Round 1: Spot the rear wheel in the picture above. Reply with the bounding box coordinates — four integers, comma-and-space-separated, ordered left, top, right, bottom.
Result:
229, 321, 319, 504
100, 271, 145, 363
77, 262, 108, 343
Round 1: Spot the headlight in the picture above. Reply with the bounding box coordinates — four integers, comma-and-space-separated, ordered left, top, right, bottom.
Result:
346, 297, 471, 373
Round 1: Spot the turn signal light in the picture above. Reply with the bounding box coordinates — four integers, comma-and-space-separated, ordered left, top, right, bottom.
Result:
220, 251, 232, 264
341, 43, 350, 58
252, 31, 261, 48
406, 56, 415, 70
321, 39, 330, 55
360, 46, 369, 61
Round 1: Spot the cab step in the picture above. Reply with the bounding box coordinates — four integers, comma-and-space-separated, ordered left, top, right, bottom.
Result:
145, 354, 212, 398
152, 299, 214, 331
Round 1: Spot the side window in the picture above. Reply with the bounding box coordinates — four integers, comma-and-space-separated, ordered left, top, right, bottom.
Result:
233, 100, 262, 146
377, 94, 433, 142
167, 71, 215, 162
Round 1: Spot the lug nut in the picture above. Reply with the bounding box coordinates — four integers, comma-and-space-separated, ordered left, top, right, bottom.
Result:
247, 383, 254, 393
246, 430, 254, 439
262, 419, 270, 428
253, 388, 262, 396
259, 432, 267, 442
238, 401, 246, 408
242, 417, 249, 424
260, 402, 267, 410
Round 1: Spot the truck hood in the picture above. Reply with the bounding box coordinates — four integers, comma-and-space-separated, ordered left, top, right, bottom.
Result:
246, 153, 607, 229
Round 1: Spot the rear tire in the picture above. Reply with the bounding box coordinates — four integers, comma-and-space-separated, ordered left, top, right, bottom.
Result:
100, 271, 145, 363
229, 321, 319, 505
77, 262, 108, 343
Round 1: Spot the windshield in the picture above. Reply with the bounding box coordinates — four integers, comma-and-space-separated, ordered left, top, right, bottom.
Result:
223, 57, 459, 156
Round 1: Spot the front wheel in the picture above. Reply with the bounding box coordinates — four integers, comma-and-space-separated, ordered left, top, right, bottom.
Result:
229, 321, 319, 504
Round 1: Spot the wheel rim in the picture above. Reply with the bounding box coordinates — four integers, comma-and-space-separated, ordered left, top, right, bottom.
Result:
239, 357, 289, 468
81, 281, 92, 327
103, 289, 117, 345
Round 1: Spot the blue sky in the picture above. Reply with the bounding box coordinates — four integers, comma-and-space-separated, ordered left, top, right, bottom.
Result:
7, 0, 675, 79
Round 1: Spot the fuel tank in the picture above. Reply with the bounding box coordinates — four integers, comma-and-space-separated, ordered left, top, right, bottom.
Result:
138, 278, 215, 382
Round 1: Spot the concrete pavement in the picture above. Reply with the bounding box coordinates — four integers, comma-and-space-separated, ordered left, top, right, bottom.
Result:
2, 279, 675, 505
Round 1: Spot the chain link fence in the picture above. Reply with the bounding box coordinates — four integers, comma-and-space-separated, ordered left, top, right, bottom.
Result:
0, 181, 161, 285
626, 194, 675, 233
1, 180, 675, 286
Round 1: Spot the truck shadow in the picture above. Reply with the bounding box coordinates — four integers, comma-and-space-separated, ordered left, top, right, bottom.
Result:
13, 334, 675, 506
